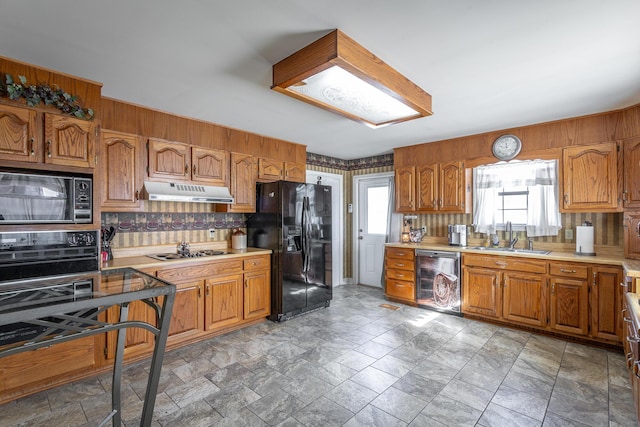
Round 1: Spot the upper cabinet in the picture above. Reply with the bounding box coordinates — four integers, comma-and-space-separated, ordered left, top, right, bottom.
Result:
257, 157, 306, 183
101, 129, 144, 211
562, 141, 621, 212
217, 152, 257, 213
623, 136, 640, 209
396, 161, 470, 214
147, 138, 228, 186
0, 104, 38, 163
0, 104, 96, 169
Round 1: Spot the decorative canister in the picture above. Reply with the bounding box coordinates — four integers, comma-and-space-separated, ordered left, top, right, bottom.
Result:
232, 229, 247, 250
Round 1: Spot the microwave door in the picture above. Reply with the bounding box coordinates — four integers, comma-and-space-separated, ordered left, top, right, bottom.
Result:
0, 174, 71, 223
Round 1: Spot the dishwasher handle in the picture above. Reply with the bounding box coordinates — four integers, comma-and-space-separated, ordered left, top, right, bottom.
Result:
416, 250, 460, 259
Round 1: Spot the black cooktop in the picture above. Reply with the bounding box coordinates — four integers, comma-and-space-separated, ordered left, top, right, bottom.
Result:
146, 250, 226, 261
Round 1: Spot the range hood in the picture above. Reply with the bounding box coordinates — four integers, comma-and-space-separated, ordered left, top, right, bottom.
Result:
144, 181, 234, 204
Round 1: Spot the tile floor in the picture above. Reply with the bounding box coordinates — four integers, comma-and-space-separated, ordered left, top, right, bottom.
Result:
0, 284, 637, 426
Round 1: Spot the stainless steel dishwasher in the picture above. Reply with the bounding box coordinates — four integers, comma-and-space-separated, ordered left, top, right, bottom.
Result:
415, 250, 461, 315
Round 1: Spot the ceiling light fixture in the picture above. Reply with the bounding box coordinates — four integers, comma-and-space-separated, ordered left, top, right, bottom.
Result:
272, 29, 432, 128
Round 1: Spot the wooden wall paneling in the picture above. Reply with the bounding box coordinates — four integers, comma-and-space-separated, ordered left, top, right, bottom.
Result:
623, 104, 640, 139
0, 56, 102, 118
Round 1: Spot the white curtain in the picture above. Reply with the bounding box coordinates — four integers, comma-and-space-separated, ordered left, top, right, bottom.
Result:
473, 160, 561, 236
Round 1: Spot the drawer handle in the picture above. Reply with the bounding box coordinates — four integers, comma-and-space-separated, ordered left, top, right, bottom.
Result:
560, 269, 576, 273
396, 263, 405, 267
396, 252, 405, 256
396, 273, 405, 278
495, 261, 507, 266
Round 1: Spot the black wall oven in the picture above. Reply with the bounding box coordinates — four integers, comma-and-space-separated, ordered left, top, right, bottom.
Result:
416, 250, 462, 315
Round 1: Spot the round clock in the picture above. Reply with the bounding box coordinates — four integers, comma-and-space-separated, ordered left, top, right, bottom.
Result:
492, 134, 522, 161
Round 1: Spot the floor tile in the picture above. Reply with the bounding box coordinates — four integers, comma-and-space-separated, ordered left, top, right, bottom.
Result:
491, 384, 549, 421
293, 396, 354, 427
370, 386, 427, 423
477, 402, 542, 427
420, 394, 483, 427
325, 379, 379, 413
439, 377, 495, 412
343, 404, 407, 427
351, 365, 399, 393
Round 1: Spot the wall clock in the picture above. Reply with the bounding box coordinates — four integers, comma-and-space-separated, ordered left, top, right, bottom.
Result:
492, 134, 522, 161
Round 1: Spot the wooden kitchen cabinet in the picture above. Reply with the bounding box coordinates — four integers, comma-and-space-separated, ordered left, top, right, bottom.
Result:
105, 300, 158, 360
624, 212, 640, 260
397, 161, 470, 213
205, 273, 244, 330
44, 114, 96, 169
462, 254, 547, 327
591, 265, 623, 342
258, 157, 284, 181
623, 136, 640, 209
548, 262, 589, 336
0, 104, 39, 163
395, 166, 415, 212
462, 266, 502, 318
217, 152, 257, 213
101, 129, 144, 211
0, 104, 96, 168
148, 137, 228, 186
284, 161, 306, 182
243, 256, 271, 321
562, 141, 620, 212
384, 247, 416, 303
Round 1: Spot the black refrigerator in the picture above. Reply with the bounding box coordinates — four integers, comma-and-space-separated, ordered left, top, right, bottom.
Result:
247, 181, 332, 321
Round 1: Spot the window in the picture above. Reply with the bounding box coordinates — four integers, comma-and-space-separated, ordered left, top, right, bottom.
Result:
366, 185, 389, 235
473, 160, 562, 236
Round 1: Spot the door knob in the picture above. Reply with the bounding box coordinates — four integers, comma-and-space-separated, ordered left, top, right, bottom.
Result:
358, 236, 363, 240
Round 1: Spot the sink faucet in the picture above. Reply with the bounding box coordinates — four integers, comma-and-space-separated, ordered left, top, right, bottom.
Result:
506, 221, 518, 249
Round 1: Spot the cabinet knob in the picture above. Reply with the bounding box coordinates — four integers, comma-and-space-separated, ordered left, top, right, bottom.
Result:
185, 164, 189, 175
551, 283, 555, 294
47, 140, 52, 158
245, 279, 248, 288
30, 137, 35, 156
564, 194, 569, 204
560, 269, 576, 274
135, 190, 140, 201
193, 164, 197, 175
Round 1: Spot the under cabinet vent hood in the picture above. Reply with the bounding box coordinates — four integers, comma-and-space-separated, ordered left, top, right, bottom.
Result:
144, 181, 234, 204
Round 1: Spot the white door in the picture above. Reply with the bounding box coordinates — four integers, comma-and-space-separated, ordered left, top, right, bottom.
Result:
357, 176, 391, 287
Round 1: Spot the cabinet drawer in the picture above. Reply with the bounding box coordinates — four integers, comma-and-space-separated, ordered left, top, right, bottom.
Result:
463, 254, 546, 274
549, 263, 589, 279
386, 279, 415, 301
386, 247, 415, 260
158, 259, 243, 282
386, 258, 414, 271
244, 256, 269, 271
387, 268, 414, 282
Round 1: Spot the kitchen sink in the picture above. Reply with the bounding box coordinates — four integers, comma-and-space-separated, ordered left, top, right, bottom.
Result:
466, 246, 551, 255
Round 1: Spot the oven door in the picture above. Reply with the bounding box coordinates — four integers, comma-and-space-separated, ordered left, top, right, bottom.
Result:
0, 172, 74, 223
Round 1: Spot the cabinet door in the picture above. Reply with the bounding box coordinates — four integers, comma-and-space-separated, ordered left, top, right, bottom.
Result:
205, 274, 243, 331
258, 157, 283, 181
0, 104, 39, 163
591, 266, 623, 342
44, 114, 95, 168
105, 300, 157, 360
395, 166, 415, 212
502, 272, 547, 327
284, 162, 306, 183
416, 164, 438, 212
148, 138, 190, 181
191, 146, 228, 186
624, 212, 640, 260
461, 267, 501, 318
549, 276, 589, 336
439, 161, 464, 212
0, 336, 97, 396
101, 130, 143, 210
244, 269, 270, 321
623, 136, 640, 209
167, 281, 205, 345
562, 142, 619, 212
228, 152, 256, 213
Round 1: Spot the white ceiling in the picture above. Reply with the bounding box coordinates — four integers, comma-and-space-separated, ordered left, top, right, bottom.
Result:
1, 1, 639, 160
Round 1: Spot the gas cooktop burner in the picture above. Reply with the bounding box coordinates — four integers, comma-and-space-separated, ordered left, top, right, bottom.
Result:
146, 250, 226, 261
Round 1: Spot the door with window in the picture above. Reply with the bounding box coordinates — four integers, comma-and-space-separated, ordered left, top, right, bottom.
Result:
357, 176, 391, 287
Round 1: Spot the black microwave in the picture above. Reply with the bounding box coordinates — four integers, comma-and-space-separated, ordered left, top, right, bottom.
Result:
0, 171, 92, 224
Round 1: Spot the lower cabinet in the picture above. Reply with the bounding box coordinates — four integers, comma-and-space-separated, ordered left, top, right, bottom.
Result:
166, 281, 205, 345
205, 273, 244, 330
461, 253, 623, 345
384, 247, 416, 303
462, 254, 547, 328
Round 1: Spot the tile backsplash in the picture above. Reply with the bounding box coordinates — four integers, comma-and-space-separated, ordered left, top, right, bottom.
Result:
102, 202, 246, 248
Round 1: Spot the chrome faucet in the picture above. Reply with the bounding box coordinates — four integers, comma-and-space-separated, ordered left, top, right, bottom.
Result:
506, 221, 518, 249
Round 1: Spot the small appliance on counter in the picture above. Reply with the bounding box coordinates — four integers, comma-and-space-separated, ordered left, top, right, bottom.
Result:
575, 221, 596, 256
409, 227, 425, 243
448, 224, 467, 246
232, 229, 247, 250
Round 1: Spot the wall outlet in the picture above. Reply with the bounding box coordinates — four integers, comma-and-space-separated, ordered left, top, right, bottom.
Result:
208, 229, 216, 239
565, 228, 573, 240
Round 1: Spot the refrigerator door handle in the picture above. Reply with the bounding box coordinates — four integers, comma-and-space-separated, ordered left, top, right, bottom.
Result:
302, 196, 312, 274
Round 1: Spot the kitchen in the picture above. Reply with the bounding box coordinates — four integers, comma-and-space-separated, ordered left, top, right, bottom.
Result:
1, 1, 640, 426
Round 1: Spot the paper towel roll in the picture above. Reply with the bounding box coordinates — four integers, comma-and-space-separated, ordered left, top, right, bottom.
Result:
575, 225, 595, 256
